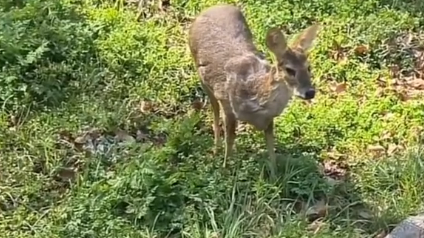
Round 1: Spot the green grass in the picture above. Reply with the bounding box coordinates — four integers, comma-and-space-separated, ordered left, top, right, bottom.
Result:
1, 0, 424, 237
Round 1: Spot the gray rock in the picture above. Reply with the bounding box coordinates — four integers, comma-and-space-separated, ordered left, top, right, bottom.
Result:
386, 214, 424, 238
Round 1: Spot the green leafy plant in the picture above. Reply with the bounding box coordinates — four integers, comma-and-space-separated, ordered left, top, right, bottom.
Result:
1, 0, 424, 237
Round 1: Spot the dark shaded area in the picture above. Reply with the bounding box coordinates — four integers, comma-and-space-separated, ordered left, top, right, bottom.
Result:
270, 141, 401, 236
0, 0, 152, 120
378, 0, 424, 25
0, 0, 100, 112
213, 125, 406, 236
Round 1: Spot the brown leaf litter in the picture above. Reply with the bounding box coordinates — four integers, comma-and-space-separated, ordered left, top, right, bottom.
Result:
58, 125, 167, 156
329, 31, 424, 102
380, 32, 424, 102
367, 143, 405, 159
329, 81, 348, 94
55, 167, 77, 182
329, 40, 350, 62
305, 199, 329, 222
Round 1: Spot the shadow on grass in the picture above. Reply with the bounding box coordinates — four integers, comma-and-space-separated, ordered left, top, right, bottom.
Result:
279, 142, 424, 236
378, 0, 424, 18
237, 139, 415, 237
0, 1, 100, 112
25, 109, 422, 237
0, 0, 147, 123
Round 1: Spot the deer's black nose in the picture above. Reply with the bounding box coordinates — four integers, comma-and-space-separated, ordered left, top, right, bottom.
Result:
304, 89, 316, 100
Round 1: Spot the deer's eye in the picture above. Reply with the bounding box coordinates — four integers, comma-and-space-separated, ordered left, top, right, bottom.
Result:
285, 67, 296, 77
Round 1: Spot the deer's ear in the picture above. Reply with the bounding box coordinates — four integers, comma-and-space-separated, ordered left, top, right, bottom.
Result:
265, 27, 288, 58
292, 24, 320, 51
269, 66, 279, 81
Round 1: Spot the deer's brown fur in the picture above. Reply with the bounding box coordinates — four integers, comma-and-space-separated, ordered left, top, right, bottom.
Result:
188, 4, 319, 170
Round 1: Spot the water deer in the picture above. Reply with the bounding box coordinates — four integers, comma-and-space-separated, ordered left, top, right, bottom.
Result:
188, 4, 319, 171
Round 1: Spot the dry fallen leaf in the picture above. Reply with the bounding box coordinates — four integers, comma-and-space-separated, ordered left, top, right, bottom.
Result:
322, 160, 348, 180
391, 77, 405, 87
375, 75, 388, 88
375, 230, 387, 238
367, 145, 385, 153
87, 128, 103, 140
58, 130, 74, 142
307, 219, 326, 234
324, 148, 347, 160
115, 130, 136, 143
136, 130, 149, 141
9, 114, 18, 126
74, 134, 90, 144
396, 90, 415, 102
210, 232, 220, 238
305, 199, 328, 221
354, 44, 369, 55
56, 167, 77, 181
374, 87, 389, 97
367, 145, 386, 158
191, 98, 204, 111
380, 131, 393, 142
358, 210, 373, 219
387, 144, 403, 156
407, 78, 424, 90
382, 113, 395, 121
330, 82, 347, 94
139, 100, 154, 113
329, 40, 348, 61
389, 64, 401, 78
157, 0, 171, 12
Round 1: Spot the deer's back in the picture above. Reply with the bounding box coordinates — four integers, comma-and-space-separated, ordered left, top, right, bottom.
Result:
188, 4, 258, 94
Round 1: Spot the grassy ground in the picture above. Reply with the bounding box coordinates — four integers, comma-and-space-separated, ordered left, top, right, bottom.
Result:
1, 0, 424, 237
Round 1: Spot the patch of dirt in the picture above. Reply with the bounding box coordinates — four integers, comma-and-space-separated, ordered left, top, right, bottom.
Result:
58, 125, 165, 155
321, 160, 349, 181
130, 0, 173, 21
327, 31, 424, 101
43, 96, 209, 180
377, 32, 424, 101
29, 124, 169, 185
318, 149, 351, 186
385, 32, 424, 77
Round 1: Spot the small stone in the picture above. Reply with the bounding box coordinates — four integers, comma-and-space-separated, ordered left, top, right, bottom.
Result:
385, 214, 424, 238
